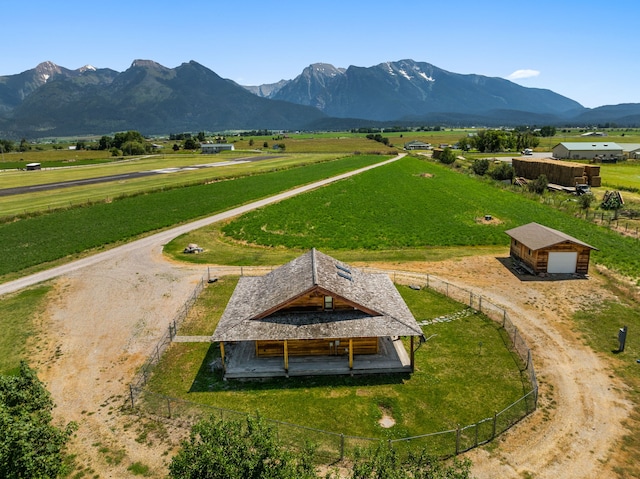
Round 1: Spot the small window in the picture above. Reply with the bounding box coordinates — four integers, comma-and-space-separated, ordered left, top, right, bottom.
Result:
324, 296, 334, 310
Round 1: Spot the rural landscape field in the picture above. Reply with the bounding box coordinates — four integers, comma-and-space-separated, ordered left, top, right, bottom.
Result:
1, 129, 640, 479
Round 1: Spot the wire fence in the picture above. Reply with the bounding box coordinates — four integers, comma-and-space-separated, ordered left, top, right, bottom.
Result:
129, 266, 538, 461
128, 270, 210, 404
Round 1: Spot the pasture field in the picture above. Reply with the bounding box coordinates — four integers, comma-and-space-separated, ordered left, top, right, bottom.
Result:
0, 153, 339, 217
601, 161, 640, 191
0, 154, 386, 279
213, 156, 640, 280
0, 148, 113, 170
0, 284, 51, 375
146, 278, 529, 444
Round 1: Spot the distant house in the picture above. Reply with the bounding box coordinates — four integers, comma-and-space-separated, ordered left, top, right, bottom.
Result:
505, 223, 597, 275
211, 249, 424, 379
404, 140, 431, 150
552, 142, 623, 160
201, 143, 235, 154
25, 162, 41, 171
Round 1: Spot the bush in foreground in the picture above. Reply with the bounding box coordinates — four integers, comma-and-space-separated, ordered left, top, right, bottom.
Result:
169, 415, 474, 479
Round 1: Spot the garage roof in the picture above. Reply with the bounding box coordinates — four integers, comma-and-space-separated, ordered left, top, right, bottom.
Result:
505, 222, 597, 251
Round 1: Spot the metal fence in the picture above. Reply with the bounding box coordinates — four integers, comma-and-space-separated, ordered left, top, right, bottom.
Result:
128, 271, 209, 404
129, 266, 538, 461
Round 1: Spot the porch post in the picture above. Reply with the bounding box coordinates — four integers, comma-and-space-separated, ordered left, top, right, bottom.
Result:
219, 342, 226, 372
349, 339, 353, 369
410, 336, 415, 372
284, 340, 289, 372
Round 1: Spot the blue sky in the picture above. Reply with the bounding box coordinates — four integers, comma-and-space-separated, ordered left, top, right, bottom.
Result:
4, 0, 638, 108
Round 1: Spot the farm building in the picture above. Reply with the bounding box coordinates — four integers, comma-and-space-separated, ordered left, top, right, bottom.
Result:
201, 143, 235, 154
211, 249, 424, 379
505, 223, 597, 275
552, 142, 623, 161
512, 157, 602, 187
404, 140, 431, 150
25, 162, 41, 170
621, 143, 640, 159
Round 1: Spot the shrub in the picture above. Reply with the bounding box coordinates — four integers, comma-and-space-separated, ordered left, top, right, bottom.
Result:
528, 174, 548, 194
489, 162, 514, 181
471, 159, 489, 176
438, 147, 456, 165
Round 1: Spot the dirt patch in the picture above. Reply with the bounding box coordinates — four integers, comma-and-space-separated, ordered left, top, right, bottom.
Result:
378, 405, 396, 428
32, 249, 633, 478
475, 215, 503, 225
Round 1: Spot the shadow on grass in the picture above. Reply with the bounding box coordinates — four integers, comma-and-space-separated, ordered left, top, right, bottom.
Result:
189, 344, 409, 393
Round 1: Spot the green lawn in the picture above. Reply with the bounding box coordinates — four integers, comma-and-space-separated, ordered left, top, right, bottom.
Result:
214, 156, 640, 280
145, 280, 530, 456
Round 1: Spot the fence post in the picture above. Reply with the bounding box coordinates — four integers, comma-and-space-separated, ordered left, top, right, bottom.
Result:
167, 398, 172, 418
492, 412, 497, 439
475, 422, 479, 447
340, 434, 345, 461
446, 283, 449, 297
426, 274, 429, 289
469, 292, 473, 307
129, 384, 135, 409
526, 349, 531, 369
455, 425, 461, 455
479, 296, 482, 313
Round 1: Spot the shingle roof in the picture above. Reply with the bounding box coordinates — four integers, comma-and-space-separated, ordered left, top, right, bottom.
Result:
212, 249, 422, 342
504, 222, 597, 251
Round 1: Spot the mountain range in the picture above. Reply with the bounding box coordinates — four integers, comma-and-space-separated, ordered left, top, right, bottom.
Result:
1, 59, 639, 138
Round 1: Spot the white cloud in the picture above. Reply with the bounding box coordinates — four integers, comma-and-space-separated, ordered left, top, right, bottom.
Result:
508, 69, 540, 80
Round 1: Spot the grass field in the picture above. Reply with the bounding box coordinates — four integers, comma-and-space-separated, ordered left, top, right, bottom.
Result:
0, 154, 386, 279
0, 285, 51, 375
146, 278, 529, 447
0, 153, 340, 217
211, 156, 640, 280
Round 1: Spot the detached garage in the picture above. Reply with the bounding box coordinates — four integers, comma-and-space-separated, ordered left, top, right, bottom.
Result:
505, 223, 597, 275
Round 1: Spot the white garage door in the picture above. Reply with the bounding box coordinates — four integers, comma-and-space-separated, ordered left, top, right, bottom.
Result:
547, 252, 578, 274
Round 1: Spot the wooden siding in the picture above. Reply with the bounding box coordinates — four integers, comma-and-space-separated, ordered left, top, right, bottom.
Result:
510, 239, 592, 274
278, 290, 355, 313
256, 337, 379, 358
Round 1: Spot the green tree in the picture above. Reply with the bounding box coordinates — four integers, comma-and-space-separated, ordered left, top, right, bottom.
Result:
121, 141, 148, 155
457, 137, 473, 152
98, 135, 113, 150
197, 131, 206, 142
0, 139, 16, 153
0, 362, 76, 479
528, 174, 548, 194
183, 138, 199, 150
489, 162, 515, 181
539, 125, 557, 137
438, 147, 456, 165
18, 138, 30, 152
471, 158, 489, 176
578, 193, 595, 210
169, 416, 316, 479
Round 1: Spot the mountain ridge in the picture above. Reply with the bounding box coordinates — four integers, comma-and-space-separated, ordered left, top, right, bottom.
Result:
1, 59, 639, 137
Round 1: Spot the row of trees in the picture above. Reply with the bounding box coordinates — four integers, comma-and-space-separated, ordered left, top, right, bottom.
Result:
169, 415, 474, 479
457, 130, 541, 153
0, 138, 31, 153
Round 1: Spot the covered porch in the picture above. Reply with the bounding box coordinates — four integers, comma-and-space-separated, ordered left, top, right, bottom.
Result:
221, 336, 413, 380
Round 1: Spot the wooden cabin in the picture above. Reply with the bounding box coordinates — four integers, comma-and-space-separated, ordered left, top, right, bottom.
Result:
211, 249, 424, 379
505, 223, 597, 275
